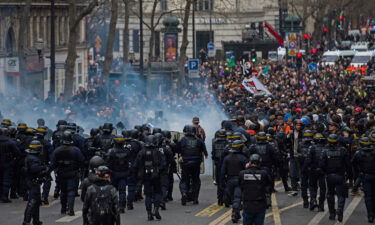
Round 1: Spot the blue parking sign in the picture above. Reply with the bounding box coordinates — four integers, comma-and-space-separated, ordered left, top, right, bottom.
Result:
188, 59, 199, 71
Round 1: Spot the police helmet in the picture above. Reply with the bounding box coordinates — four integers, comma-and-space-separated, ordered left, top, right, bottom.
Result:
26, 140, 42, 154
17, 123, 27, 132
267, 127, 275, 136
89, 156, 105, 170
267, 134, 273, 142
226, 131, 235, 142
1, 119, 11, 127
67, 123, 77, 133
154, 133, 163, 146
313, 133, 326, 142
257, 132, 267, 141
230, 140, 244, 152
303, 130, 313, 140
90, 128, 100, 137
37, 118, 45, 126
183, 125, 197, 136
95, 166, 110, 179
144, 135, 156, 147
370, 132, 375, 143
232, 132, 242, 141
236, 115, 245, 124
102, 123, 113, 133
161, 130, 172, 139
359, 137, 372, 147
249, 154, 262, 165
25, 127, 36, 135
327, 134, 339, 144
134, 125, 142, 131
121, 130, 131, 140
56, 120, 67, 127
62, 130, 74, 145
152, 128, 162, 135
130, 129, 140, 140
113, 135, 126, 145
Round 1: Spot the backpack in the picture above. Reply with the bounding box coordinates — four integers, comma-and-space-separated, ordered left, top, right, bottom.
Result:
91, 184, 113, 216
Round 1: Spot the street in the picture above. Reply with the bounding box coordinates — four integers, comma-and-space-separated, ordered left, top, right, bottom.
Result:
0, 176, 367, 225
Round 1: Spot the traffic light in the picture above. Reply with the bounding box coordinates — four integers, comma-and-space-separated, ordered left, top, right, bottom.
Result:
311, 48, 317, 54
251, 49, 257, 63
323, 27, 328, 36
339, 16, 344, 21
311, 49, 318, 62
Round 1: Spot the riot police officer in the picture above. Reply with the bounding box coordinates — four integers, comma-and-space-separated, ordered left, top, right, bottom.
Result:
299, 130, 314, 208
161, 130, 176, 202
94, 123, 115, 153
352, 137, 375, 223
82, 166, 120, 225
304, 133, 327, 211
239, 154, 272, 225
1, 119, 12, 128
319, 134, 352, 222
249, 132, 277, 192
133, 135, 165, 221
212, 129, 227, 205
128, 129, 143, 205
81, 156, 105, 202
107, 135, 132, 213
220, 140, 248, 223
0, 127, 19, 203
22, 140, 49, 225
50, 130, 85, 216
176, 125, 208, 205
52, 120, 68, 149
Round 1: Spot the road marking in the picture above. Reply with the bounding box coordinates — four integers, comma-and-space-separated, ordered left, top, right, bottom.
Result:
56, 211, 82, 223
334, 196, 362, 225
306, 203, 328, 225
208, 209, 232, 225
271, 193, 282, 225
195, 203, 224, 217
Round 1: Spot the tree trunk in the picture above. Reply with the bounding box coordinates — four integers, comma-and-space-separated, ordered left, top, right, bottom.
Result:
102, 0, 118, 87
18, 0, 31, 92
65, 0, 79, 99
148, 29, 155, 67
123, 0, 130, 64
178, 0, 193, 86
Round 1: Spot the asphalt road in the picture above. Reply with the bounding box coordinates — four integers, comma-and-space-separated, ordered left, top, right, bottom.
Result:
0, 176, 368, 225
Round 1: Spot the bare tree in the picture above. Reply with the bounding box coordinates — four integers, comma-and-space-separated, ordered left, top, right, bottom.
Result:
178, 0, 193, 82
123, 0, 130, 64
64, 0, 98, 98
102, 0, 118, 82
18, 0, 31, 90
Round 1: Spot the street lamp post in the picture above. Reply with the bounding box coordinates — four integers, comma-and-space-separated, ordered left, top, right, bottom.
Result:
192, 0, 196, 58
50, 0, 56, 99
139, 0, 144, 75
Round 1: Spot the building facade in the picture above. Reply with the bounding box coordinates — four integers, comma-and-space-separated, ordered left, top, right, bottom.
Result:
0, 1, 88, 99
112, 0, 280, 61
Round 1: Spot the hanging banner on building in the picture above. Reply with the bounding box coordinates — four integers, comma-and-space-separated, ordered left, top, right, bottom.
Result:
164, 34, 177, 61
5, 57, 19, 76
242, 77, 271, 96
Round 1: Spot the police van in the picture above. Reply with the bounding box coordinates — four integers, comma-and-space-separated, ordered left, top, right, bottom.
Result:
321, 50, 356, 66
350, 51, 375, 68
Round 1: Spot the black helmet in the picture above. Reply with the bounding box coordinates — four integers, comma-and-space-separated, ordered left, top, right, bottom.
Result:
249, 154, 262, 165
230, 140, 244, 152
267, 134, 273, 142
154, 133, 163, 146
113, 135, 126, 145
56, 120, 67, 127
183, 125, 196, 136
226, 131, 235, 142
121, 130, 131, 140
359, 137, 372, 147
89, 156, 105, 170
313, 133, 326, 143
134, 125, 142, 131
267, 127, 275, 136
67, 123, 77, 133
25, 127, 36, 135
257, 132, 267, 141
161, 130, 171, 139
236, 115, 245, 124
152, 128, 162, 135
62, 130, 74, 145
303, 130, 313, 140
130, 129, 140, 140
1, 119, 11, 127
17, 123, 27, 132
90, 128, 100, 137
144, 135, 156, 147
327, 134, 339, 144
102, 123, 113, 133
95, 165, 110, 179
215, 129, 226, 140
37, 118, 45, 126
26, 140, 42, 154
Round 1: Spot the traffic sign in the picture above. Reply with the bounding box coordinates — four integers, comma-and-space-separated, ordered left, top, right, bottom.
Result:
288, 48, 296, 56
188, 59, 200, 78
308, 63, 318, 72
207, 42, 215, 58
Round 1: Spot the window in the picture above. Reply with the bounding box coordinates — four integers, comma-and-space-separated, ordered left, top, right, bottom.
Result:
160, 0, 168, 11
132, 29, 139, 53
114, 29, 120, 51
78, 63, 82, 75
197, 0, 213, 11
154, 31, 160, 58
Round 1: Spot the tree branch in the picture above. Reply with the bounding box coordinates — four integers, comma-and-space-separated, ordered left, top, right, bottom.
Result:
72, 0, 99, 30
